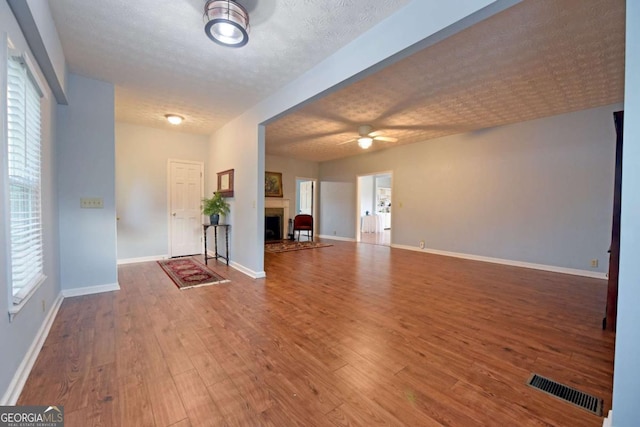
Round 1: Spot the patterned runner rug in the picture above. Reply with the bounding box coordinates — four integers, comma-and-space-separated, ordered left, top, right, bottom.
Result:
158, 257, 230, 289
265, 240, 332, 253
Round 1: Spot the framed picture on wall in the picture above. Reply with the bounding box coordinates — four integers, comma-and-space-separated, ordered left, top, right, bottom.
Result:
265, 171, 283, 197
217, 169, 234, 197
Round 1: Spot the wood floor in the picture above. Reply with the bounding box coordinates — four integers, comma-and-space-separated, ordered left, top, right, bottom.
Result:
18, 241, 615, 426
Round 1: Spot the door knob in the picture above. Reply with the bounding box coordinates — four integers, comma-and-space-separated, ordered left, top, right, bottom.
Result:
172, 213, 176, 216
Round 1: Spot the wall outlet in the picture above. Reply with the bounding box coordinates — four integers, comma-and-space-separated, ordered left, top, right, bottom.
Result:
591, 259, 599, 268
333, 230, 336, 235
80, 197, 104, 209
41, 300, 45, 312
419, 240, 425, 249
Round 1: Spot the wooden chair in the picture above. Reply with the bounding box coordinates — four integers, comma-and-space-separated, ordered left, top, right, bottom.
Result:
293, 214, 313, 241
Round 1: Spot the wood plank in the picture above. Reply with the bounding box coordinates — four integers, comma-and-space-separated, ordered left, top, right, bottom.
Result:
118, 373, 155, 427
206, 378, 262, 426
173, 369, 226, 427
147, 376, 188, 427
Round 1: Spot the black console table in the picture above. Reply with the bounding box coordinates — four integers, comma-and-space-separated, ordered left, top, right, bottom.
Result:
203, 224, 230, 266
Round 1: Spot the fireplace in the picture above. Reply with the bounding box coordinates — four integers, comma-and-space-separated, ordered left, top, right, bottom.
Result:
265, 208, 284, 241
265, 199, 290, 241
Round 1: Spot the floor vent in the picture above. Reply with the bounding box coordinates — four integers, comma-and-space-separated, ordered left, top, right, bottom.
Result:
527, 374, 603, 416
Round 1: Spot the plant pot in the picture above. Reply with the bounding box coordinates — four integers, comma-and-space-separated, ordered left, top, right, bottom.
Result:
210, 214, 220, 225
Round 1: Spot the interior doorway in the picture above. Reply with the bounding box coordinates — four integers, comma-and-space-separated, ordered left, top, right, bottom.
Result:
168, 159, 204, 257
295, 178, 317, 234
356, 172, 392, 246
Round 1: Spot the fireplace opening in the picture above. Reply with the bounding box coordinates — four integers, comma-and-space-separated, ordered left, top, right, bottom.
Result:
265, 211, 283, 241
265, 216, 281, 241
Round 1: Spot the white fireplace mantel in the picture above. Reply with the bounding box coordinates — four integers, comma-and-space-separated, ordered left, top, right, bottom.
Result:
265, 199, 290, 238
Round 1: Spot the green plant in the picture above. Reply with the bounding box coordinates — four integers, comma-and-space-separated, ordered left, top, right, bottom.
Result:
202, 192, 230, 216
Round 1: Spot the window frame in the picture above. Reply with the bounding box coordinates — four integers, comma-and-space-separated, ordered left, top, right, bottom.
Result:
2, 35, 47, 319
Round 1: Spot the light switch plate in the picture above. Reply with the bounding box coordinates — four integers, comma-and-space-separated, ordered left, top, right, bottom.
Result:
80, 197, 104, 209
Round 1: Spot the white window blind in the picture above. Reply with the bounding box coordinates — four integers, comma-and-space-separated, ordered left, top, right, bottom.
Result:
6, 54, 44, 305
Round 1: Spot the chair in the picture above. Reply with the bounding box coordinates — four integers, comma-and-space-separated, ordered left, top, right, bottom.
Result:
293, 214, 314, 241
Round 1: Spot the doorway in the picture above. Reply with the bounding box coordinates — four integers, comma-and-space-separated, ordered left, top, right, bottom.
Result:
295, 177, 317, 233
357, 172, 392, 246
168, 160, 204, 257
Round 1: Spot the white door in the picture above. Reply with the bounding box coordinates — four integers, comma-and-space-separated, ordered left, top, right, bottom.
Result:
169, 160, 203, 257
299, 181, 313, 215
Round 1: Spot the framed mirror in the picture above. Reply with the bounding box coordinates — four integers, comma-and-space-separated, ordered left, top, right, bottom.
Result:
217, 169, 234, 197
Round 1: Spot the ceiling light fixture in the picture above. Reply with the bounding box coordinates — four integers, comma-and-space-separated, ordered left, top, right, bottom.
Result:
357, 137, 373, 149
204, 0, 250, 48
165, 114, 184, 125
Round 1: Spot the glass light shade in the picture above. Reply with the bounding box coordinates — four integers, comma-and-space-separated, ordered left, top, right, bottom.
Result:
165, 114, 184, 125
204, 0, 249, 48
358, 137, 373, 149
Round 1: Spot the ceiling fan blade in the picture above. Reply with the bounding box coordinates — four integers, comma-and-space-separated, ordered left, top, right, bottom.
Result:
374, 136, 398, 143
368, 130, 384, 138
380, 124, 478, 132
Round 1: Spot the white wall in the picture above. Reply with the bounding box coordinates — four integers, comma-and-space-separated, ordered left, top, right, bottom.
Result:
320, 181, 356, 239
611, 2, 640, 425
207, 0, 509, 276
359, 175, 375, 216
265, 154, 319, 219
57, 73, 117, 291
0, 2, 61, 402
320, 104, 620, 274
115, 122, 209, 261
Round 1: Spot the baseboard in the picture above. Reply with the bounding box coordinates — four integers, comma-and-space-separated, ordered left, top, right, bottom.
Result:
61, 282, 121, 298
0, 292, 64, 405
230, 261, 266, 279
602, 410, 612, 427
206, 249, 266, 279
318, 235, 356, 242
390, 244, 608, 279
117, 255, 168, 265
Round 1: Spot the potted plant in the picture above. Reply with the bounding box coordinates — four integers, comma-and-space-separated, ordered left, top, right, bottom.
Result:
202, 192, 230, 225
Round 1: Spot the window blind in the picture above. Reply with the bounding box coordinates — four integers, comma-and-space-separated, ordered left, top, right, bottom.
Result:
7, 55, 44, 305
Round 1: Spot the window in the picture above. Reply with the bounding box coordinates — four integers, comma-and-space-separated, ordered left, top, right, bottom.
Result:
6, 53, 45, 307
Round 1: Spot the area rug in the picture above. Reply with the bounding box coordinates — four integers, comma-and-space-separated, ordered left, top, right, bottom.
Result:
264, 240, 333, 254
158, 257, 230, 289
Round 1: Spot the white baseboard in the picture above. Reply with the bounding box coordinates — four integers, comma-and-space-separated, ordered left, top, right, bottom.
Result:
391, 244, 607, 279
61, 282, 121, 298
0, 292, 64, 405
602, 410, 612, 427
230, 261, 266, 279
318, 235, 356, 242
204, 250, 265, 279
117, 255, 168, 265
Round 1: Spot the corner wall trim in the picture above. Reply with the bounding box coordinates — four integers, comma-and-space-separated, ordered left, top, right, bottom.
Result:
0, 292, 64, 405
61, 282, 120, 298
318, 235, 357, 242
117, 255, 168, 265
390, 244, 608, 280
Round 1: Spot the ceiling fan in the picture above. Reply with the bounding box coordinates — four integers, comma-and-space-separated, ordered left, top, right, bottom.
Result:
338, 125, 398, 149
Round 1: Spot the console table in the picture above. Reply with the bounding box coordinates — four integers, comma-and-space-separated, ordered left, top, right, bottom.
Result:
203, 224, 230, 265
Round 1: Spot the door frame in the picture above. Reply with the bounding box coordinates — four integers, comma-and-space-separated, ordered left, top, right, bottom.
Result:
295, 177, 318, 236
167, 159, 205, 257
356, 170, 393, 243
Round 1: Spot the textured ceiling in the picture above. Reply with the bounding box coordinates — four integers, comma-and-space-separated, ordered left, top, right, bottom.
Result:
49, 0, 410, 135
266, 0, 626, 162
